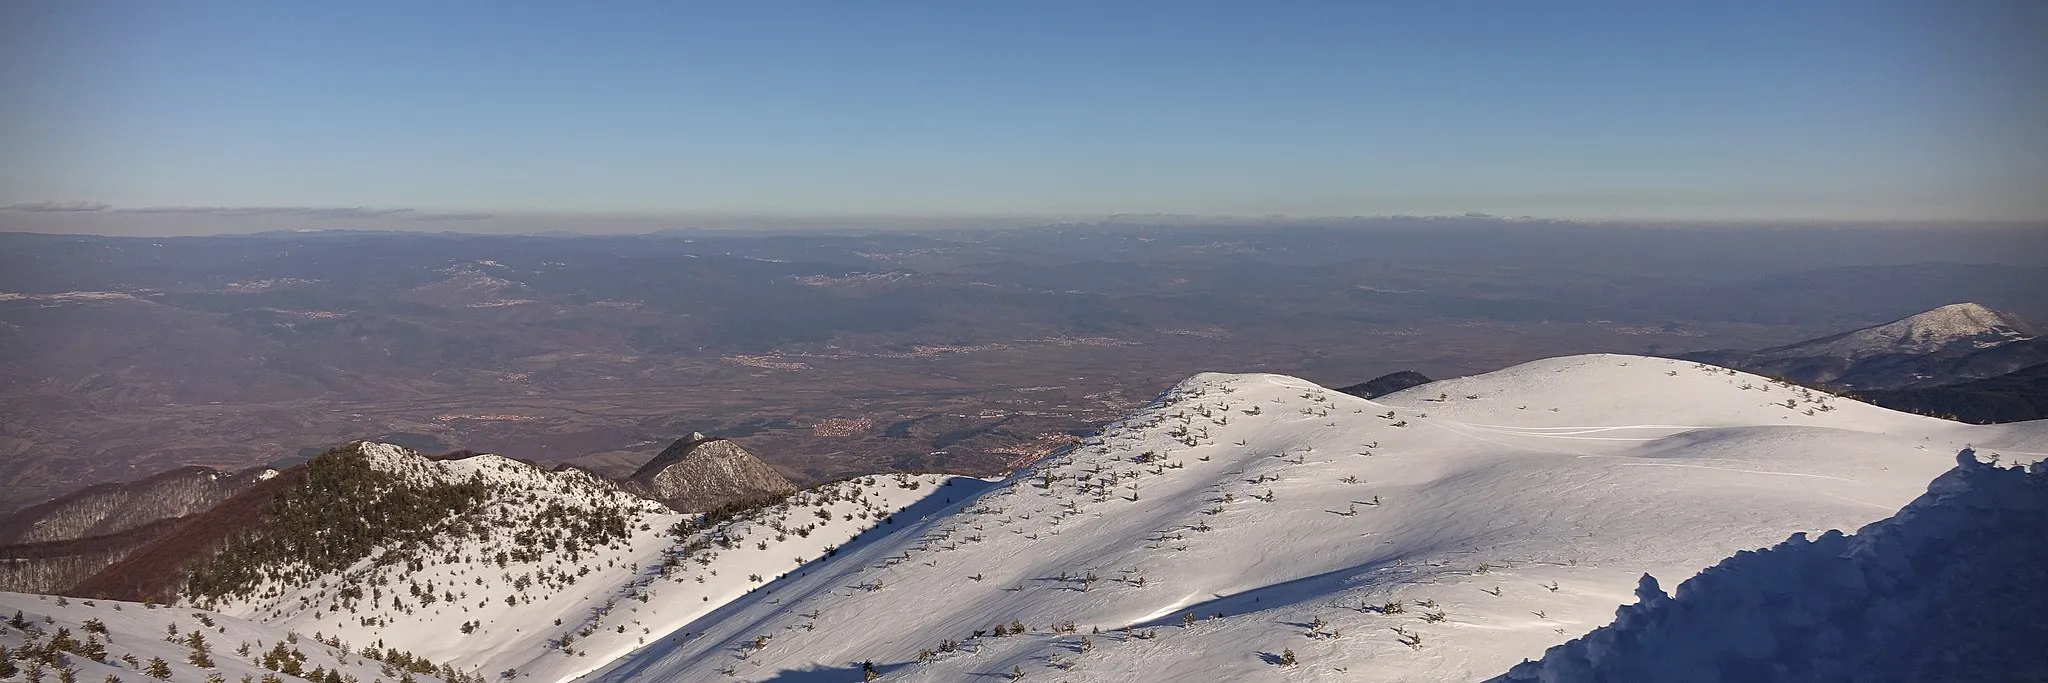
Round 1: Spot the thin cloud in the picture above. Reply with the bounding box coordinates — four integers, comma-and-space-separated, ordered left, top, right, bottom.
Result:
2, 201, 112, 212
408, 211, 496, 221
94, 205, 494, 221
113, 205, 414, 219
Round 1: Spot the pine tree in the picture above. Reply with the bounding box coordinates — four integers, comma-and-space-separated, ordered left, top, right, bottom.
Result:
1279, 648, 1297, 667
79, 636, 107, 662
144, 657, 172, 680
45, 627, 78, 654
862, 660, 880, 681
189, 631, 216, 668
0, 649, 18, 678
57, 666, 77, 683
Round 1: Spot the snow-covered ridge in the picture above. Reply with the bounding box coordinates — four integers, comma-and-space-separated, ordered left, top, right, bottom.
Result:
350, 441, 661, 510
578, 354, 2047, 682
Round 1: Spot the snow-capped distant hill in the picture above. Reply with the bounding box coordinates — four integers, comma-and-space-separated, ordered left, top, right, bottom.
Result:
1686, 303, 2047, 390
578, 354, 2048, 683
170, 442, 976, 683
1782, 302, 2038, 358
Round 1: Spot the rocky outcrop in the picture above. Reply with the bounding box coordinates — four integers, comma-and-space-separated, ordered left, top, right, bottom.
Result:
620, 433, 797, 512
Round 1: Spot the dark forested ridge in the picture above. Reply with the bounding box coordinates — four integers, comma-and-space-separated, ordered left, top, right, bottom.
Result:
1851, 362, 2048, 424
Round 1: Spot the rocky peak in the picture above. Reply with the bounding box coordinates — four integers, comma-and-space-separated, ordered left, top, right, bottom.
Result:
622, 434, 797, 512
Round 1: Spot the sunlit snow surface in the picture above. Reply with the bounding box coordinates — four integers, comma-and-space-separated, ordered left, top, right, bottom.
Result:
580, 354, 2045, 682
7, 354, 2042, 683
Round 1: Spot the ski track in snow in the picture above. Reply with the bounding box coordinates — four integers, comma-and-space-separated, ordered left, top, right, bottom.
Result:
1609, 461, 1870, 483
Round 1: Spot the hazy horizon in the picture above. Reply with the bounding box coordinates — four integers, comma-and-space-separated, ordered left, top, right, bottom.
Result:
7, 202, 2048, 239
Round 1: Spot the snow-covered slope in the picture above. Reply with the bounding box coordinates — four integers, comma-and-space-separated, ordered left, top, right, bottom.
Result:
1495, 450, 2048, 683
1, 591, 467, 683
577, 354, 2048, 682
181, 442, 974, 683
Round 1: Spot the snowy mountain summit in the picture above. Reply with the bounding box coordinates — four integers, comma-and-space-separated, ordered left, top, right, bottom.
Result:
1686, 303, 2048, 390
1779, 302, 2038, 360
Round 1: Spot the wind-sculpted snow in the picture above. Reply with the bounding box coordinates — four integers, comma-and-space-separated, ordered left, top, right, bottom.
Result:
577, 354, 2048, 682
1494, 449, 2048, 683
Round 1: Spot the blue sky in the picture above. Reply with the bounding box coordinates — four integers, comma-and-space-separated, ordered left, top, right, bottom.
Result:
3, 1, 2044, 230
